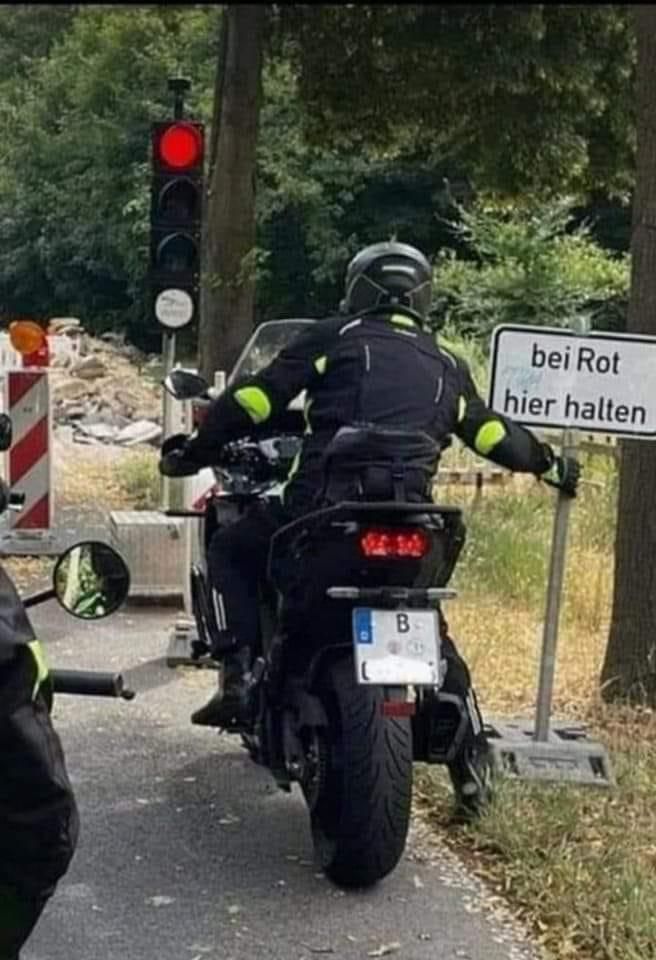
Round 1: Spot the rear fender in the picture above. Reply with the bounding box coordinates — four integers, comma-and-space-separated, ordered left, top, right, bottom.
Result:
294, 690, 328, 729
303, 642, 352, 692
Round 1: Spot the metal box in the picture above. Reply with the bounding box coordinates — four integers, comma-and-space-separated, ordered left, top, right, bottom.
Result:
109, 510, 185, 599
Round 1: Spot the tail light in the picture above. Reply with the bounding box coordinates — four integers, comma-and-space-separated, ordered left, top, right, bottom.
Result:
359, 527, 431, 559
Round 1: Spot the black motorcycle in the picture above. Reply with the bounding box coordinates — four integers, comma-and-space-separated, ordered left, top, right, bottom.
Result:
163, 320, 472, 888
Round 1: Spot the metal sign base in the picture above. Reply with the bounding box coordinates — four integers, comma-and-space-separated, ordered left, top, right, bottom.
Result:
485, 715, 614, 788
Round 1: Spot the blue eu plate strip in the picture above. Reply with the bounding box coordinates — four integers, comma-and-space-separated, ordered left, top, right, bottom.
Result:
354, 608, 373, 645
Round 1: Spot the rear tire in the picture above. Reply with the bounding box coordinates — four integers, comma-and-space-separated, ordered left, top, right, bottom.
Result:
304, 657, 413, 888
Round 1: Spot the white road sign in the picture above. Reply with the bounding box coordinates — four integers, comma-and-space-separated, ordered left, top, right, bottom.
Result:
489, 324, 656, 438
155, 288, 194, 329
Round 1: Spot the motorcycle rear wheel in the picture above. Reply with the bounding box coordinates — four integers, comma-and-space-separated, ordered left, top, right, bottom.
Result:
304, 656, 413, 888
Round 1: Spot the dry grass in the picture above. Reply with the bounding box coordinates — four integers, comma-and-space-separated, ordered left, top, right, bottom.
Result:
417, 453, 656, 960
55, 439, 157, 510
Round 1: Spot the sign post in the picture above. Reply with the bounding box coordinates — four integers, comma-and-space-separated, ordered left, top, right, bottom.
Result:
484, 323, 656, 785
533, 428, 576, 742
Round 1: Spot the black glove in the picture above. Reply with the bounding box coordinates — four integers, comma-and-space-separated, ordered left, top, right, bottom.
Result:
540, 454, 581, 498
159, 433, 199, 478
161, 433, 190, 456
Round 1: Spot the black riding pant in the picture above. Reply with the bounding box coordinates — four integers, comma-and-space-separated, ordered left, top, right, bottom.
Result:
207, 502, 487, 759
0, 684, 79, 959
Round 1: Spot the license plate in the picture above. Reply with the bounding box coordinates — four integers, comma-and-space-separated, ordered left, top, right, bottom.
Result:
353, 608, 441, 686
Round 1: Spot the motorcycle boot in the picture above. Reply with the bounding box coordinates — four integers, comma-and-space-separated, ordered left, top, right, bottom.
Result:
191, 646, 252, 729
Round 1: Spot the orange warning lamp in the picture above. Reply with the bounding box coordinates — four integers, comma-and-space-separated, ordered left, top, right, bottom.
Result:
9, 321, 50, 367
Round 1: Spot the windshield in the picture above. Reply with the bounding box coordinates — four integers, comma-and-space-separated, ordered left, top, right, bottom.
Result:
228, 319, 316, 384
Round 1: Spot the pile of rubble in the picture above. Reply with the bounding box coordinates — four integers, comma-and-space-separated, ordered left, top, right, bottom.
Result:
48, 319, 164, 448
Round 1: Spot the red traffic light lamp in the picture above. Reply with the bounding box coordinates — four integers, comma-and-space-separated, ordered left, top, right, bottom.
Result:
153, 122, 204, 172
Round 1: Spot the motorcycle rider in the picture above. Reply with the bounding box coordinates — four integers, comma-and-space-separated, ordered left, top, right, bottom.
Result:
0, 562, 79, 959
160, 240, 580, 820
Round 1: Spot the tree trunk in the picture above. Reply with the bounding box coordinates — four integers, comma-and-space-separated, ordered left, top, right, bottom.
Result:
602, 5, 656, 705
199, 4, 266, 381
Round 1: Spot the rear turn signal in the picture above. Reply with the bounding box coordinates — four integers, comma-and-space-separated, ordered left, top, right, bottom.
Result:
359, 527, 430, 559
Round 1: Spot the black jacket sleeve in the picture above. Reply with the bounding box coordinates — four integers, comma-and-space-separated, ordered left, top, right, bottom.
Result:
184, 323, 332, 466
454, 358, 553, 474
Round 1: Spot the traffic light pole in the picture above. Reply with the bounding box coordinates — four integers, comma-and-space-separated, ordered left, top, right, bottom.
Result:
160, 78, 192, 511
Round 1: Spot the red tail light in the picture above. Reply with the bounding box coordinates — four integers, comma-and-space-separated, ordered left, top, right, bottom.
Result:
359, 527, 431, 559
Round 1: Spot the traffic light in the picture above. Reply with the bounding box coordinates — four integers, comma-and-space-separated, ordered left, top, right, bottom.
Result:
150, 119, 205, 330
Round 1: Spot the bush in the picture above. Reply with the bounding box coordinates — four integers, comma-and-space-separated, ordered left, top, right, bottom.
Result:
431, 198, 630, 341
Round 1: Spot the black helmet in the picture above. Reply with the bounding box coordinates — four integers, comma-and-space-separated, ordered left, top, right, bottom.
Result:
340, 241, 433, 322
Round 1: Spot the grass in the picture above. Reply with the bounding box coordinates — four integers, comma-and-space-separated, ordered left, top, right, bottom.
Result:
417, 449, 656, 960
113, 450, 162, 510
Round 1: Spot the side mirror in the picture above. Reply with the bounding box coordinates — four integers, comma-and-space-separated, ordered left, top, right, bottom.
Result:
53, 542, 130, 620
163, 369, 210, 400
0, 413, 12, 452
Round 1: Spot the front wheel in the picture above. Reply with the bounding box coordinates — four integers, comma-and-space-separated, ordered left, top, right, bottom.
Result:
303, 656, 413, 887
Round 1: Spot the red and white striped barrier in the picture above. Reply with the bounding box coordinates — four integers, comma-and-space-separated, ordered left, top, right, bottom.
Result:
4, 370, 52, 529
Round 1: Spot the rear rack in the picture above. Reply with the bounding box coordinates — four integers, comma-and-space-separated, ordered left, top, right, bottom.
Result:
327, 586, 457, 604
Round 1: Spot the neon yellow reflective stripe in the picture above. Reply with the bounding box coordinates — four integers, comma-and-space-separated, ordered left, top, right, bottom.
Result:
474, 421, 506, 456
280, 451, 301, 504
234, 386, 272, 424
390, 313, 417, 328
28, 640, 49, 700
314, 355, 327, 375
458, 395, 467, 423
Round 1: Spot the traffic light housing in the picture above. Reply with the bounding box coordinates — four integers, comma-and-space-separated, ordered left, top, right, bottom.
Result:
150, 120, 205, 330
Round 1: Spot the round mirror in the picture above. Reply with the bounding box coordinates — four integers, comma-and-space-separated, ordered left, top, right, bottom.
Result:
163, 368, 209, 400
53, 542, 130, 620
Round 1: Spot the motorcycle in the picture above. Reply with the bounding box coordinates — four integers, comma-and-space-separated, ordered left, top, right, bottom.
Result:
163, 320, 472, 887
0, 412, 134, 701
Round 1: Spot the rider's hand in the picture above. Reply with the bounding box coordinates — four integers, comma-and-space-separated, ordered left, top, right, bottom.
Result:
159, 435, 200, 478
161, 433, 190, 456
540, 455, 581, 498
159, 450, 199, 478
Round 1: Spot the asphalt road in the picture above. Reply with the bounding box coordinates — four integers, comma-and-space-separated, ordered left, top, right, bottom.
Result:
24, 601, 541, 960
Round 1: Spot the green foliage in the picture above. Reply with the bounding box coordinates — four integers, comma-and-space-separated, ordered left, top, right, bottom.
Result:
256, 57, 470, 320
0, 4, 77, 82
284, 4, 636, 198
0, 6, 219, 341
0, 5, 636, 344
431, 199, 630, 339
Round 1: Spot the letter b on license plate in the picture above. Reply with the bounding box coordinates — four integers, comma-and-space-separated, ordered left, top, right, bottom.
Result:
353, 608, 440, 686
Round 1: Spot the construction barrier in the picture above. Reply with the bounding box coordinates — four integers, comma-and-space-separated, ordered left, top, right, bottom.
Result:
4, 370, 52, 529
0, 332, 78, 532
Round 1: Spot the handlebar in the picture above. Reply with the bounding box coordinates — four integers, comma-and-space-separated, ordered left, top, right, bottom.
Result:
0, 479, 25, 516
50, 669, 135, 700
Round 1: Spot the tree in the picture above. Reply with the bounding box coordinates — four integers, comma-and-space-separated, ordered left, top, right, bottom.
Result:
0, 6, 218, 346
602, 5, 656, 706
283, 5, 635, 199
0, 4, 77, 82
199, 4, 267, 379
431, 199, 629, 339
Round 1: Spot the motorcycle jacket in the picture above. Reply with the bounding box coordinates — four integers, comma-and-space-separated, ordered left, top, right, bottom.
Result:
0, 564, 49, 718
184, 311, 554, 513
0, 563, 79, 954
